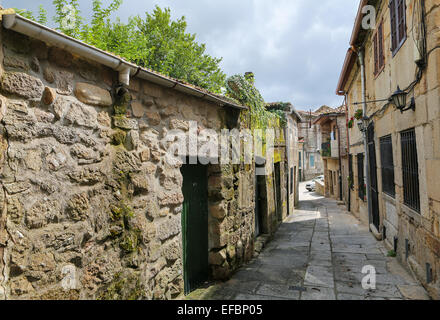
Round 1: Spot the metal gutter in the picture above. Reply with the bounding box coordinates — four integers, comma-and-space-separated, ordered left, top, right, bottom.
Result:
2, 13, 246, 111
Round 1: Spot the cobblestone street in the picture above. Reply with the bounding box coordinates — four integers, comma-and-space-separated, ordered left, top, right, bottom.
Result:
195, 182, 430, 300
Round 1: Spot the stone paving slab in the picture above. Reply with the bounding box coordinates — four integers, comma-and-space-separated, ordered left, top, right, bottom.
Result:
301, 286, 336, 300
196, 182, 429, 301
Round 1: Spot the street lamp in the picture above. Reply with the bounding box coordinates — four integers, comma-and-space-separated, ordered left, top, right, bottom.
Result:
357, 117, 369, 133
390, 86, 416, 113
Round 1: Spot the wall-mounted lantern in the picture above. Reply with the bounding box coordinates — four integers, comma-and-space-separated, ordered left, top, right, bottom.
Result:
390, 86, 416, 113
357, 117, 369, 133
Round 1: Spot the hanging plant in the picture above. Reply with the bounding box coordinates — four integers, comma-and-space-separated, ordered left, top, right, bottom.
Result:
354, 109, 363, 120
348, 117, 354, 129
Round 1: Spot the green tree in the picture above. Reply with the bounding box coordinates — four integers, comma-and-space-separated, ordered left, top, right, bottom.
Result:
14, 1, 226, 93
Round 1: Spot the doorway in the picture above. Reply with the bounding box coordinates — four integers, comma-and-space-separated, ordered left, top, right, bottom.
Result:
274, 162, 282, 222
367, 124, 380, 231
255, 174, 264, 238
181, 164, 209, 295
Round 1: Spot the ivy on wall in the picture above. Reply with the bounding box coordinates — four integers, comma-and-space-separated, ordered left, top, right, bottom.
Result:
225, 74, 286, 130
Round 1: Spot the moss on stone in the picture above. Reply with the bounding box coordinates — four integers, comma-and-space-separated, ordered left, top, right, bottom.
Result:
97, 272, 144, 300
119, 229, 141, 253
112, 129, 127, 146
113, 90, 131, 116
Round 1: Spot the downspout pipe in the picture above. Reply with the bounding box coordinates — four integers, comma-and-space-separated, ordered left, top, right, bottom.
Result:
357, 49, 373, 228
337, 124, 343, 201
345, 93, 351, 212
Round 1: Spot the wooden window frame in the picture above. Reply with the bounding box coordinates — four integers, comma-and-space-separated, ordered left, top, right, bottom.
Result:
389, 0, 407, 57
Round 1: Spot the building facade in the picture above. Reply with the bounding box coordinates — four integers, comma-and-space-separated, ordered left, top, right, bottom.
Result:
297, 110, 324, 181
0, 12, 299, 299
336, 0, 440, 298
314, 109, 349, 203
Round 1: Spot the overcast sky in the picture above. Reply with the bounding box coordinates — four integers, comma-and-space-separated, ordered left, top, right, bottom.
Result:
4, 0, 359, 111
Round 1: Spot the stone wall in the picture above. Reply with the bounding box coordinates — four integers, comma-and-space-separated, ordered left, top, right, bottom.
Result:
0, 27, 256, 299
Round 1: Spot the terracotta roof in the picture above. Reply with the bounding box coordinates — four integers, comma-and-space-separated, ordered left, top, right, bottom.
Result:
2, 11, 246, 110
336, 0, 380, 95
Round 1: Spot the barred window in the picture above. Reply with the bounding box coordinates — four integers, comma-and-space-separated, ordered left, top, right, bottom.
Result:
357, 153, 365, 201
380, 135, 395, 197
401, 129, 420, 213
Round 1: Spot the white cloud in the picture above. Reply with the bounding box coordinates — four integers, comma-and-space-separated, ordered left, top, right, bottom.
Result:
6, 0, 359, 111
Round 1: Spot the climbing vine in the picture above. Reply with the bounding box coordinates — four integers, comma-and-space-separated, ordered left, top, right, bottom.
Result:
225, 74, 286, 130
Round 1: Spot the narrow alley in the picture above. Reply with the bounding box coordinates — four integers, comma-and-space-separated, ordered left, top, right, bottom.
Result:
194, 181, 430, 300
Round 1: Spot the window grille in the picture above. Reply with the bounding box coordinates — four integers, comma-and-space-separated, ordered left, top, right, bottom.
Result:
380, 135, 395, 197
400, 129, 420, 212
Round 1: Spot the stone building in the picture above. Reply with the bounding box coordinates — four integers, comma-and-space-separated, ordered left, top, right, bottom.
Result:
252, 102, 301, 251
336, 0, 440, 298
297, 110, 324, 181
313, 108, 349, 203
0, 12, 297, 299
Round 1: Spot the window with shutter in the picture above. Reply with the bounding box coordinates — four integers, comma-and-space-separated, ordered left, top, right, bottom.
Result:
373, 21, 385, 76
378, 22, 384, 68
373, 33, 378, 75
390, 0, 397, 51
390, 0, 407, 56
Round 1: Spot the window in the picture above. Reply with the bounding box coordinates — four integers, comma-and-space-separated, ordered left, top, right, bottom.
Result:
401, 129, 420, 213
357, 153, 365, 201
390, 0, 407, 55
380, 135, 396, 197
373, 21, 385, 75
299, 152, 302, 168
310, 155, 315, 168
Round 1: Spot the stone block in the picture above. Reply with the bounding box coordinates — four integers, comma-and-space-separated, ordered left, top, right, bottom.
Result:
74, 83, 112, 107
65, 102, 98, 129
158, 191, 184, 207
42, 87, 57, 105
48, 47, 73, 68
143, 82, 163, 98
209, 250, 226, 266
209, 202, 227, 220
1, 72, 44, 99
131, 101, 145, 118
156, 216, 181, 241
113, 116, 139, 130
4, 55, 29, 71
145, 111, 161, 126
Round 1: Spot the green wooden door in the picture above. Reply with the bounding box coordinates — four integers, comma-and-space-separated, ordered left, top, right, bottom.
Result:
181, 164, 209, 295
274, 162, 282, 222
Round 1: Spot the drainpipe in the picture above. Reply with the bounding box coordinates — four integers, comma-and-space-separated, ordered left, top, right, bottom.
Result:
357, 49, 373, 227
337, 123, 343, 201
345, 93, 351, 212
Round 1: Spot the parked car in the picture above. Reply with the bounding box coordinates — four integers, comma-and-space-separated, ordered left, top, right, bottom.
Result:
306, 176, 324, 192
306, 182, 316, 192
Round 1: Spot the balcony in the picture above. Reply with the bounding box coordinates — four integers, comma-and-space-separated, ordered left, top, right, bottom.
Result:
321, 140, 339, 159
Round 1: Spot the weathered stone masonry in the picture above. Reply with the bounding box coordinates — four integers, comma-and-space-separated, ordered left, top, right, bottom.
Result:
0, 26, 256, 300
